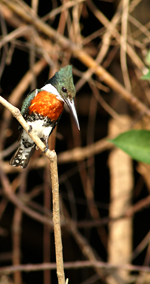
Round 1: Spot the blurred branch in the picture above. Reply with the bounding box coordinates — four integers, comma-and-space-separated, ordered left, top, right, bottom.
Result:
0, 260, 150, 275
87, 0, 147, 72
0, 137, 112, 172
77, 195, 150, 228
0, 25, 32, 48
120, 0, 131, 91
58, 137, 113, 163
1, 0, 150, 118
42, 0, 85, 22
12, 208, 22, 284
0, 163, 53, 226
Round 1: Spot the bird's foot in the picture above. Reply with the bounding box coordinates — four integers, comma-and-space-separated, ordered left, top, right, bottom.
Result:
28, 125, 32, 133
43, 146, 49, 153
42, 138, 49, 153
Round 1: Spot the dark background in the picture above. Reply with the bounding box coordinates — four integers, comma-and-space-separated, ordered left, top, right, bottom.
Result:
0, 1, 150, 284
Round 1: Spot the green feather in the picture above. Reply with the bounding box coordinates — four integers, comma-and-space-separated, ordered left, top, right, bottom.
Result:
21, 65, 75, 117
21, 89, 38, 118
48, 65, 76, 99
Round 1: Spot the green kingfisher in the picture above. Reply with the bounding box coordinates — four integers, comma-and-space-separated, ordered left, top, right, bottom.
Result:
10, 65, 80, 168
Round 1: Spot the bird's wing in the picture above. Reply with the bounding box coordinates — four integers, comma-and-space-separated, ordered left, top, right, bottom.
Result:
21, 89, 38, 118
18, 89, 37, 132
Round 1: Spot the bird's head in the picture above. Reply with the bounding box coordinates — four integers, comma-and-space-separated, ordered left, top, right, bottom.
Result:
46, 65, 80, 130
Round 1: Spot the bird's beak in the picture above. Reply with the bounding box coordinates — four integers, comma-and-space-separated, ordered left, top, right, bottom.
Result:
64, 97, 80, 130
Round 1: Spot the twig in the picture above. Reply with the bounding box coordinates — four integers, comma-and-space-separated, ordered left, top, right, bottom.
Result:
87, 0, 147, 73
0, 95, 47, 152
0, 7, 9, 78
0, 166, 53, 226
0, 25, 32, 48
42, 0, 85, 22
43, 163, 51, 284
12, 208, 22, 284
0, 96, 65, 284
51, 154, 65, 284
75, 0, 122, 92
58, 137, 113, 163
131, 231, 150, 261
121, 0, 131, 91
77, 195, 150, 228
2, 0, 150, 118
0, 141, 19, 159
0, 260, 150, 275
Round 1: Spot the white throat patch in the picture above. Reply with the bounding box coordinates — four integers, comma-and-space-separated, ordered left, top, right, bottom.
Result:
41, 83, 64, 102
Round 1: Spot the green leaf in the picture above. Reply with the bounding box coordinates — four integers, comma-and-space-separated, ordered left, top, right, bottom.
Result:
141, 70, 150, 80
108, 130, 150, 164
145, 50, 150, 65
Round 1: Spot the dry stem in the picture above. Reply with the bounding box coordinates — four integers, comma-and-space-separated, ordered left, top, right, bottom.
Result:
0, 96, 65, 284
0, 260, 150, 275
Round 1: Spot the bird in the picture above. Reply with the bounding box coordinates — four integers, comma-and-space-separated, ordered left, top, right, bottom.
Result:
10, 65, 80, 168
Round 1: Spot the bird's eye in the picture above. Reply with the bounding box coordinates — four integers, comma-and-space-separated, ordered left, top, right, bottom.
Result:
62, 87, 67, 93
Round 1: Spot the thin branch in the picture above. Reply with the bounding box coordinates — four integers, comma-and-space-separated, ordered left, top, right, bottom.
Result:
58, 137, 113, 163
0, 95, 49, 155
0, 96, 65, 284
77, 195, 150, 229
12, 208, 22, 284
0, 260, 150, 275
120, 0, 131, 91
42, 0, 86, 22
0, 25, 32, 48
0, 167, 53, 226
2, 0, 150, 118
51, 154, 65, 284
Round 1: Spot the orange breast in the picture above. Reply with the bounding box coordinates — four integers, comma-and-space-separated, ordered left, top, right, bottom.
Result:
29, 90, 64, 121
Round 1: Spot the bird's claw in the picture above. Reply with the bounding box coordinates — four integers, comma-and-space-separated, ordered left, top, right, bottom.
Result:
28, 125, 32, 133
43, 146, 49, 153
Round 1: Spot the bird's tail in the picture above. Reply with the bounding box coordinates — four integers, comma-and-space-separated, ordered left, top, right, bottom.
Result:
10, 141, 36, 168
